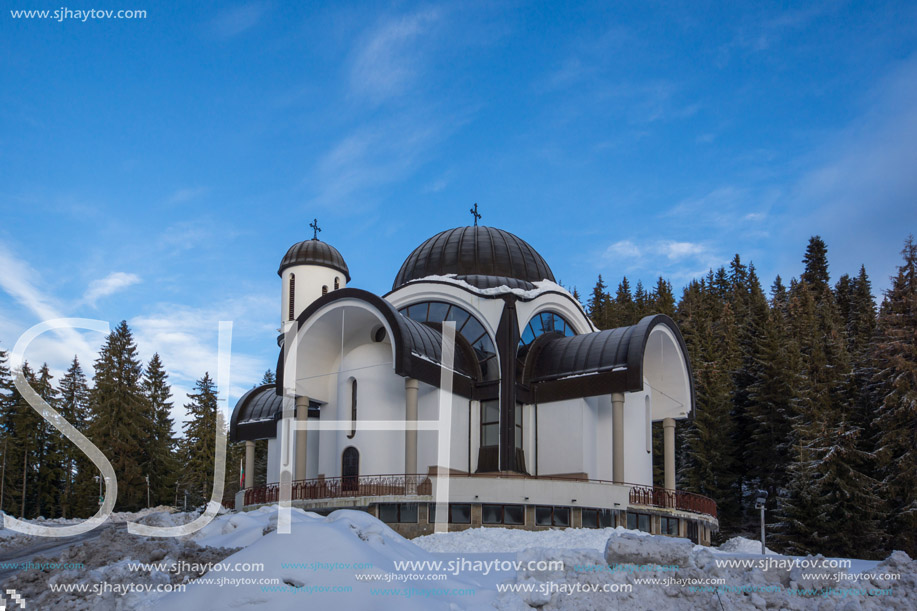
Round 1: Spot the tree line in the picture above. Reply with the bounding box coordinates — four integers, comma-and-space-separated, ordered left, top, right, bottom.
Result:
584, 235, 916, 559
0, 321, 250, 518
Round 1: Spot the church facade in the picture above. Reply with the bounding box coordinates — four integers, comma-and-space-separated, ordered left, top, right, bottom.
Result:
230, 223, 718, 543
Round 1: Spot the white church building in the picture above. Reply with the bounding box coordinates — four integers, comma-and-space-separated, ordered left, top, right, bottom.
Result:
231, 222, 718, 543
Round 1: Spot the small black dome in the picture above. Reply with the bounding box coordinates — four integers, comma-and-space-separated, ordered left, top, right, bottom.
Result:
393, 226, 555, 290
278, 239, 350, 280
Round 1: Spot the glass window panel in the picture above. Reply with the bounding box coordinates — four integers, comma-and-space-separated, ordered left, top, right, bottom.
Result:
407, 304, 428, 320
504, 505, 524, 525
427, 302, 449, 322
473, 335, 495, 359
582, 509, 597, 529
482, 504, 502, 524
482, 423, 499, 447
460, 318, 485, 346
483, 401, 499, 423
554, 317, 566, 334
553, 507, 570, 527
379, 504, 398, 523
399, 503, 418, 523
535, 506, 553, 526
600, 509, 613, 528
445, 306, 470, 329
520, 324, 535, 345
665, 518, 678, 535
428, 504, 436, 523
515, 405, 523, 426
638, 514, 651, 532
565, 324, 576, 337
515, 425, 522, 448
450, 504, 471, 524
627, 513, 637, 530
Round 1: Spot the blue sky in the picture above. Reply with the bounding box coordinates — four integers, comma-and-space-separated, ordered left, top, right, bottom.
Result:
2, 1, 916, 423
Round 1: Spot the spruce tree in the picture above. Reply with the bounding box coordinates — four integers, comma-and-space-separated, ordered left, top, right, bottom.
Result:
871, 236, 917, 557
181, 373, 219, 507
651, 277, 676, 318
141, 353, 178, 507
57, 357, 92, 518
87, 321, 147, 511
0, 345, 13, 515
611, 277, 636, 327
588, 275, 610, 329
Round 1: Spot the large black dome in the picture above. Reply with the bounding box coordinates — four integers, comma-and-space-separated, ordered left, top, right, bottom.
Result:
278, 239, 350, 280
392, 226, 555, 290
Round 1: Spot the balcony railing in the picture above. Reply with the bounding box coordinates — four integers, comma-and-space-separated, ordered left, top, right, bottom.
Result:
242, 473, 717, 519
244, 474, 433, 506
628, 485, 718, 518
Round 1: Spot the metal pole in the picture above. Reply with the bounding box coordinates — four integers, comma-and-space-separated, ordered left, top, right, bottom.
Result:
145, 474, 150, 509
760, 505, 766, 555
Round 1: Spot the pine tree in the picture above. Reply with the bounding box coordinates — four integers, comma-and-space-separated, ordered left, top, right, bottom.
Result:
87, 321, 147, 511
4, 363, 43, 517
588, 275, 610, 329
634, 280, 649, 319
611, 277, 636, 327
260, 369, 276, 386
871, 236, 917, 557
141, 353, 178, 507
0, 345, 14, 515
32, 364, 64, 518
651, 277, 676, 318
181, 373, 219, 507
57, 357, 91, 518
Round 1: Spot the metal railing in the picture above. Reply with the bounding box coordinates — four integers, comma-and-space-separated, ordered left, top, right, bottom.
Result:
242, 473, 718, 519
244, 474, 432, 506
628, 485, 718, 518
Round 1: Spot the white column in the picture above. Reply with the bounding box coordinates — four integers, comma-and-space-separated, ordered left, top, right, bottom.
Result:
405, 378, 419, 475
244, 440, 255, 490
612, 392, 625, 483
295, 396, 309, 481
663, 417, 676, 492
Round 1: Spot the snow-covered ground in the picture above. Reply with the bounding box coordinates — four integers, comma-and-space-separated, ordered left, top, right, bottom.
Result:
2, 506, 915, 610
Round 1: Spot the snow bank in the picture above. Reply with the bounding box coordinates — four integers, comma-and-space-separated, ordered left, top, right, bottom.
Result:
716, 536, 777, 555
155, 509, 498, 610
414, 526, 641, 554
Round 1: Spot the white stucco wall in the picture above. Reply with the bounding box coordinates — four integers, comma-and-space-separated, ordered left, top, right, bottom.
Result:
280, 265, 347, 328
624, 391, 653, 486
537, 399, 586, 476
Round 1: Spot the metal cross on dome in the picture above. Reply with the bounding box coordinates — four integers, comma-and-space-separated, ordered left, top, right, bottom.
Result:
470, 203, 481, 227
310, 218, 321, 240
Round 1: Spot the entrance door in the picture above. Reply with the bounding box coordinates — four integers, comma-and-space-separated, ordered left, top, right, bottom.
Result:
342, 447, 359, 493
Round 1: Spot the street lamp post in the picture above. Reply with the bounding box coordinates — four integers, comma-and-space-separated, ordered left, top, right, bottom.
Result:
754, 490, 768, 555
145, 474, 150, 509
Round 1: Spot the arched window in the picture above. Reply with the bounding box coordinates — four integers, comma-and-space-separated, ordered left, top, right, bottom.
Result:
322, 285, 328, 295
347, 379, 357, 439
288, 274, 296, 321
399, 301, 499, 381
518, 311, 576, 347
342, 447, 359, 492
334, 276, 340, 290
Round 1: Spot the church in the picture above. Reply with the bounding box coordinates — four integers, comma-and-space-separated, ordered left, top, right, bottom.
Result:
230, 215, 718, 544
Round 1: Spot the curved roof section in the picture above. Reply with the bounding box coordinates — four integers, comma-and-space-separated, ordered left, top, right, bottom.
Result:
275, 288, 480, 398
521, 315, 694, 406
229, 384, 284, 443
392, 226, 555, 290
278, 238, 351, 280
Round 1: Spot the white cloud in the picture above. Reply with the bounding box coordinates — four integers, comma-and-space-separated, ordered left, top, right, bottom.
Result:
0, 242, 98, 367
350, 8, 441, 104
208, 2, 268, 39
604, 240, 642, 258
83, 272, 141, 307
661, 241, 707, 261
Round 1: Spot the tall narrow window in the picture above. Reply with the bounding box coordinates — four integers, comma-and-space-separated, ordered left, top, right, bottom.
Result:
342, 447, 359, 492
515, 403, 523, 450
481, 400, 499, 447
288, 274, 296, 320
322, 285, 328, 295
334, 276, 340, 290
347, 379, 357, 439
